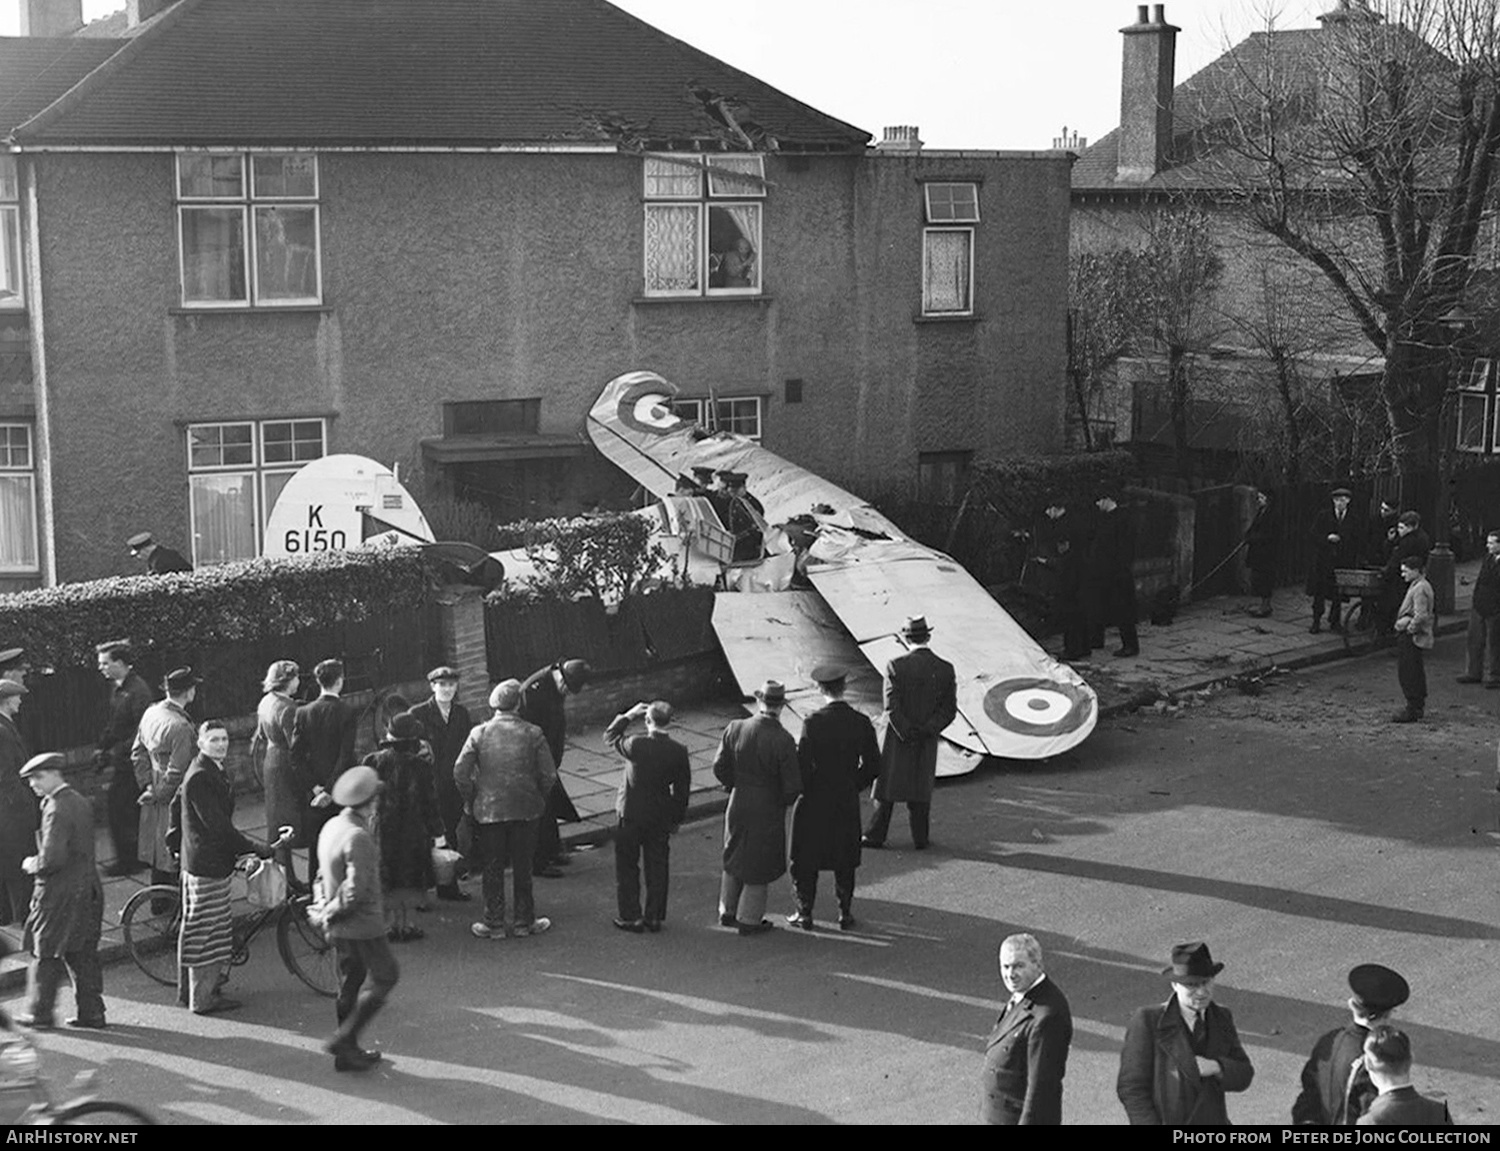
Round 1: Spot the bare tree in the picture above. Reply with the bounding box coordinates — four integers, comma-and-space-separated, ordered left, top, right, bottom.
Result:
1068, 248, 1143, 449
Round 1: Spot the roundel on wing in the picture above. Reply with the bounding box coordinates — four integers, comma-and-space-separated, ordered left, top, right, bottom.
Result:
982, 677, 1094, 737
616, 374, 685, 436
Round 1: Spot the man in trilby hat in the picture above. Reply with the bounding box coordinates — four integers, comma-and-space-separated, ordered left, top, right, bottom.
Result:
131, 666, 200, 900
1292, 963, 1411, 1125
712, 679, 801, 935
863, 614, 957, 850
1117, 942, 1254, 1125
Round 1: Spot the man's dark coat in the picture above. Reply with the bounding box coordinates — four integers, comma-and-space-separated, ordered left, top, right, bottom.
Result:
1357, 1087, 1453, 1126
519, 665, 581, 823
1117, 997, 1254, 1125
25, 785, 102, 958
980, 976, 1073, 1125
789, 700, 879, 873
1292, 1023, 1376, 1125
871, 647, 957, 805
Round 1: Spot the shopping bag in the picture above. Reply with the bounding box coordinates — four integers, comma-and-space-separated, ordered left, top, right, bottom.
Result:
244, 856, 288, 910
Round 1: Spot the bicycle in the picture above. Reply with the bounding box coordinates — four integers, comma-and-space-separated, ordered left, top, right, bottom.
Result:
120, 843, 338, 998
0, 1017, 155, 1125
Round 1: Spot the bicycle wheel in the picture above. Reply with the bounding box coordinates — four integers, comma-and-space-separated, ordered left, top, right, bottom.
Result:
119, 885, 181, 987
52, 1100, 158, 1125
277, 896, 339, 997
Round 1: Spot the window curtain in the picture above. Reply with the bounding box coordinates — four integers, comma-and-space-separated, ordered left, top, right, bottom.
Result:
924, 230, 971, 313
0, 209, 18, 304
720, 204, 760, 290
0, 475, 36, 569
645, 204, 700, 292
190, 474, 257, 564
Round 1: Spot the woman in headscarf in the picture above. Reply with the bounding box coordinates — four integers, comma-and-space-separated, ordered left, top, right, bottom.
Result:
363, 712, 441, 942
249, 660, 300, 845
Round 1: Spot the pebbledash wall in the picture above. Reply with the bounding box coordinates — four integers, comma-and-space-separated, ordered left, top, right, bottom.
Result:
27, 145, 1072, 583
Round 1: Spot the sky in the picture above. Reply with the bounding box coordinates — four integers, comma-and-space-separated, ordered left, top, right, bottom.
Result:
3, 0, 1337, 148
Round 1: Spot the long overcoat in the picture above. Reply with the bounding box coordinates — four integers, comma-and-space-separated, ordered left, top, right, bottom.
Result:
1085, 507, 1139, 626
519, 665, 582, 823
1116, 997, 1254, 1125
408, 695, 474, 845
872, 646, 957, 804
713, 714, 800, 884
25, 784, 103, 958
132, 698, 195, 871
1306, 506, 1364, 596
251, 690, 299, 840
364, 745, 442, 892
1291, 1023, 1374, 1125
789, 701, 879, 873
0, 712, 35, 924
980, 976, 1074, 1125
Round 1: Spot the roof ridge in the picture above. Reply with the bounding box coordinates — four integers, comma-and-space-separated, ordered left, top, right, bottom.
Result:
12, 0, 202, 144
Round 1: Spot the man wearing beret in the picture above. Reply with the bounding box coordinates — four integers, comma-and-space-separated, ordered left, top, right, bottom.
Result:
408, 667, 474, 902
131, 668, 199, 902
126, 531, 192, 575
0, 680, 35, 927
518, 658, 590, 880
786, 665, 879, 931
1292, 963, 1410, 1124
93, 642, 154, 877
17, 754, 106, 1030
1117, 942, 1254, 1124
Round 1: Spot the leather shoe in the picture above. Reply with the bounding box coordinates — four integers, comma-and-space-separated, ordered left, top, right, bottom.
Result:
1113, 647, 1139, 658
193, 996, 243, 1016
332, 1047, 383, 1072
13, 1014, 54, 1030
533, 865, 565, 879
838, 912, 856, 931
643, 920, 662, 933
737, 919, 775, 936
719, 912, 737, 927
1390, 709, 1422, 724
65, 1017, 107, 1030
1309, 621, 1322, 634
860, 836, 884, 849
784, 911, 814, 931
613, 917, 645, 933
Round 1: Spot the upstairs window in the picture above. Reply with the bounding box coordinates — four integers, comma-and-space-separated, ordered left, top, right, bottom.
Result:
671, 396, 762, 441
177, 153, 321, 307
644, 154, 764, 297
0, 157, 20, 309
922, 181, 978, 316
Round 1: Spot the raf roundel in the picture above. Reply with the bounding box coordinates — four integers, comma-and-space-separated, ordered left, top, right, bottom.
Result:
617, 379, 686, 436
981, 677, 1094, 738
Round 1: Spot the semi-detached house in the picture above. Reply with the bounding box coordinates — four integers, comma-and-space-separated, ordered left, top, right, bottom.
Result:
1, 0, 1074, 586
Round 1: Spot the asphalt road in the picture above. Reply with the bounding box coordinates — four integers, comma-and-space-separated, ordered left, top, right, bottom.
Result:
4, 634, 1497, 1125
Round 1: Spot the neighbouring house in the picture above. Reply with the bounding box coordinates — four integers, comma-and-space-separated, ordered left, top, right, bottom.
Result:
0, 0, 1074, 587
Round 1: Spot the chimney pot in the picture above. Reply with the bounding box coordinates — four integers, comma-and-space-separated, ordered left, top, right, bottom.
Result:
1153, 4, 1165, 23
1137, 5, 1149, 22
875, 125, 923, 154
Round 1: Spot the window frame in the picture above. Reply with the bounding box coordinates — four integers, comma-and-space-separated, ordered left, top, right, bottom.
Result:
670, 396, 763, 441
921, 226, 976, 317
185, 417, 327, 565
0, 156, 22, 311
1456, 392, 1490, 453
0, 423, 38, 573
923, 182, 980, 224
643, 154, 765, 299
175, 152, 322, 309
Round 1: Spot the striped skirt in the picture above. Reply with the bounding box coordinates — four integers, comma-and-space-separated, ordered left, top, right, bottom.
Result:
178, 873, 234, 969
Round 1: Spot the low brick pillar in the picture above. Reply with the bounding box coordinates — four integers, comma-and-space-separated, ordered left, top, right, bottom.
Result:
434, 584, 491, 717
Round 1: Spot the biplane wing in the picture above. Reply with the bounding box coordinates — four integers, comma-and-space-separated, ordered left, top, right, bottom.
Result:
587, 371, 1097, 764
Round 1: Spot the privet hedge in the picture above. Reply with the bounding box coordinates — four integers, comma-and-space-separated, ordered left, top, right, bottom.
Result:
0, 548, 430, 668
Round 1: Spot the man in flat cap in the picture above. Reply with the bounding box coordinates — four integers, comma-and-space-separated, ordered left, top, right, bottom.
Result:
17, 754, 106, 1030
864, 615, 957, 850
604, 699, 691, 932
455, 680, 557, 940
1085, 490, 1140, 657
518, 658, 591, 880
131, 667, 199, 902
0, 680, 35, 927
126, 531, 192, 575
1357, 1026, 1453, 1126
1306, 487, 1362, 634
93, 641, 154, 877
713, 680, 801, 935
1117, 942, 1254, 1125
1292, 963, 1411, 1125
408, 667, 474, 902
786, 664, 879, 931
315, 764, 397, 1071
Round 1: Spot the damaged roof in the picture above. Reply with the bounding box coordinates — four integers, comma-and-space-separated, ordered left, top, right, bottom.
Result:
12, 0, 871, 151
0, 36, 124, 134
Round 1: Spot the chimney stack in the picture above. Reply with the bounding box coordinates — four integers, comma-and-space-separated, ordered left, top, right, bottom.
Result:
1116, 4, 1179, 183
18, 0, 83, 37
1052, 126, 1088, 151
875, 126, 924, 154
127, 0, 177, 28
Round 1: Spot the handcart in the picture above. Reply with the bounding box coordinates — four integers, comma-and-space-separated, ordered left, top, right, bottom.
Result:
1334, 566, 1385, 648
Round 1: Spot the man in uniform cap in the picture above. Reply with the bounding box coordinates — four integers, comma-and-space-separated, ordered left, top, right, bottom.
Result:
518, 658, 591, 879
1117, 942, 1254, 1125
0, 680, 34, 927
0, 648, 28, 686
126, 531, 193, 575
1292, 963, 1411, 1124
713, 679, 801, 934
864, 615, 957, 850
786, 664, 880, 931
17, 754, 106, 1030
315, 764, 397, 1071
408, 667, 474, 902
131, 667, 199, 902
718, 472, 765, 563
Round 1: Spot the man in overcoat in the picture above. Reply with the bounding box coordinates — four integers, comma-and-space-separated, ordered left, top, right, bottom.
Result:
863, 615, 957, 851
1034, 501, 1089, 660
1306, 487, 1363, 633
1117, 942, 1254, 1125
604, 699, 691, 933
93, 641, 154, 877
132, 667, 199, 899
1292, 963, 1409, 1125
518, 658, 591, 879
786, 664, 879, 931
408, 666, 474, 902
1356, 1027, 1452, 1126
1242, 488, 1279, 618
290, 658, 358, 864
1459, 530, 1500, 687
1085, 490, 1140, 657
17, 754, 105, 1030
981, 933, 1073, 1125
0, 681, 35, 927
713, 680, 800, 935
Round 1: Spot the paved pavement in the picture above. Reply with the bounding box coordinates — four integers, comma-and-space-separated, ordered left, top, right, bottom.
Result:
0, 560, 1478, 991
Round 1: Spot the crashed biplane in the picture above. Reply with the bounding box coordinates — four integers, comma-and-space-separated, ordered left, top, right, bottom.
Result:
588, 371, 1097, 773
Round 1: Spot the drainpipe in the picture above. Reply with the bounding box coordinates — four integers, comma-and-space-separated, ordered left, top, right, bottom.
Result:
21, 157, 56, 588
